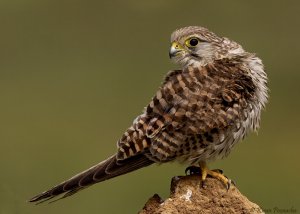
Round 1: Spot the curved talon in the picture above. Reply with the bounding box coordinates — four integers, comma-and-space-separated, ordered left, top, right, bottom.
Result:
201, 179, 206, 188
223, 175, 236, 189
226, 179, 232, 190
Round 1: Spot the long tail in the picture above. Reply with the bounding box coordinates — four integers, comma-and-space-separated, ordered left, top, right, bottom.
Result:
29, 154, 154, 204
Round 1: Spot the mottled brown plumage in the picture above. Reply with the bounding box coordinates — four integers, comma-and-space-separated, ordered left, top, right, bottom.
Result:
29, 26, 268, 203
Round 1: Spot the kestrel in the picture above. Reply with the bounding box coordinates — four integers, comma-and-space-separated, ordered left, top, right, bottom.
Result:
29, 26, 268, 203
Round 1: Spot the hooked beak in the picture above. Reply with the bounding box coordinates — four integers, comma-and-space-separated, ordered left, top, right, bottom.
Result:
169, 42, 184, 58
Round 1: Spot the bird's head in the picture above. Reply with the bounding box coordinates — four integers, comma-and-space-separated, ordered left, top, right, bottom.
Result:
169, 26, 244, 68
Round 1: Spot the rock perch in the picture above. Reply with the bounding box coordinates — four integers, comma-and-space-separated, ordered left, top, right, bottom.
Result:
139, 175, 264, 214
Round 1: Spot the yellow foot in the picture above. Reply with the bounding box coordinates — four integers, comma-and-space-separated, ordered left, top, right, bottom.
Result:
185, 164, 235, 190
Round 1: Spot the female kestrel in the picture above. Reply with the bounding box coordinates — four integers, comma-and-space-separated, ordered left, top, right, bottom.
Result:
30, 26, 268, 203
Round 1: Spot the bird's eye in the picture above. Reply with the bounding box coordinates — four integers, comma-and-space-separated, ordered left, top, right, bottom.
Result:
186, 38, 199, 47
185, 37, 199, 48
189, 39, 198, 46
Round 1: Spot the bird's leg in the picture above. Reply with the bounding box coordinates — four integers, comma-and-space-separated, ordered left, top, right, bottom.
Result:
185, 162, 233, 190
199, 161, 208, 188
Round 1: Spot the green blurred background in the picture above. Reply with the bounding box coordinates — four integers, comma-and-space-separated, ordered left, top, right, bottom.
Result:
1, 0, 299, 213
